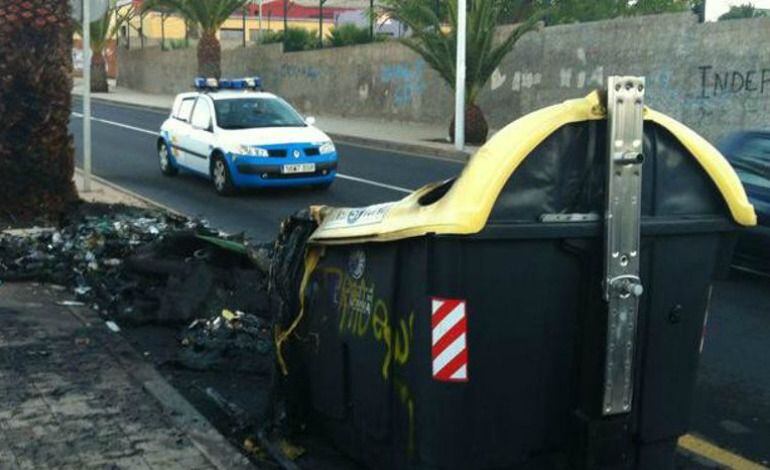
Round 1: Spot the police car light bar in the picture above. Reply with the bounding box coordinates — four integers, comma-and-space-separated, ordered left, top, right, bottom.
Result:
193, 76, 262, 91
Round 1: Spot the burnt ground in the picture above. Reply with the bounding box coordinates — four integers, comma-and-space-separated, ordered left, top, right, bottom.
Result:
120, 324, 362, 470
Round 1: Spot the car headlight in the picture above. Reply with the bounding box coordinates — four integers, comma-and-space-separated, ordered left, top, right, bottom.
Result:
237, 145, 269, 157
319, 141, 335, 154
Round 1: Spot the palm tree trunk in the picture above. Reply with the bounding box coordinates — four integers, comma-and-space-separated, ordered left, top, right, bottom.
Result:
90, 50, 109, 93
0, 0, 77, 223
448, 104, 490, 145
197, 29, 222, 78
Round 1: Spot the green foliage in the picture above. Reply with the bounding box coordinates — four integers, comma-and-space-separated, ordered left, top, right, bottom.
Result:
265, 28, 319, 52
379, 0, 544, 105
164, 38, 189, 50
543, 0, 691, 24
259, 30, 285, 44
719, 4, 766, 20
328, 24, 373, 47
76, 3, 128, 53
143, 0, 249, 33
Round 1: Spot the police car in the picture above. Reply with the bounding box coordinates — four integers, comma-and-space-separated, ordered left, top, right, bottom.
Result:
157, 77, 337, 195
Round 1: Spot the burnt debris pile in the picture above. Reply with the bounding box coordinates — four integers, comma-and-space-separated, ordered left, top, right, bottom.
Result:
0, 202, 272, 327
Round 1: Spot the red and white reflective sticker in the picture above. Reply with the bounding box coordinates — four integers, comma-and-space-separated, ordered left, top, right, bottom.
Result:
431, 298, 468, 382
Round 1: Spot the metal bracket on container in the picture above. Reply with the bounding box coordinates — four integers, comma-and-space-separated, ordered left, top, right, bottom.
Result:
602, 76, 645, 416
540, 213, 601, 223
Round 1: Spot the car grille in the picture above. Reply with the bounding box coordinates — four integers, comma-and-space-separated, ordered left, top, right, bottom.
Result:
267, 149, 287, 157
304, 147, 320, 156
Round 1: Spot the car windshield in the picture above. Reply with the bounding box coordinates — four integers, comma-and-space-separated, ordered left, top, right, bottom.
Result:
214, 97, 306, 130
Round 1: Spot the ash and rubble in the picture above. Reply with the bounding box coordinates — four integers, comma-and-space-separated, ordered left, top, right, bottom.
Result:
0, 202, 281, 371
0, 202, 323, 466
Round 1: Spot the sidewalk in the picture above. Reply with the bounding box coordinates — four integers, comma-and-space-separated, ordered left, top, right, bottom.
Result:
0, 282, 252, 470
72, 78, 480, 161
0, 178, 253, 469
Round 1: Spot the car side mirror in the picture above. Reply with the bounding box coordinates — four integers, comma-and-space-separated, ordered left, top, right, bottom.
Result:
305, 116, 316, 126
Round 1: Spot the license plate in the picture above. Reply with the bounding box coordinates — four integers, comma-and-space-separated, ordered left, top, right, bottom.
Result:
282, 163, 315, 174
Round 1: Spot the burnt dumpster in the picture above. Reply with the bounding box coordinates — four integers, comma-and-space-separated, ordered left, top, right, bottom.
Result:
275, 77, 757, 470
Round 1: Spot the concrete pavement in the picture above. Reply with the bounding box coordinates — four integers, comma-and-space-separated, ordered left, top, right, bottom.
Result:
0, 282, 252, 470
72, 78, 480, 161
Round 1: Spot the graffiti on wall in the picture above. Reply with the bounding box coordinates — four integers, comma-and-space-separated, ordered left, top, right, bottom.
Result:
279, 63, 321, 80
380, 61, 426, 107
698, 65, 770, 98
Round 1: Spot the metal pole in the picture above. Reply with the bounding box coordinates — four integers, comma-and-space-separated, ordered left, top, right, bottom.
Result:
283, 0, 288, 50
242, 7, 247, 47
370, 0, 374, 40
161, 13, 166, 50
318, 0, 323, 49
83, 0, 92, 192
454, 0, 466, 150
258, 0, 263, 42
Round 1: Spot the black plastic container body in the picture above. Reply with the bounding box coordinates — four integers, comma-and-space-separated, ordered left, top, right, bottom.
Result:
289, 121, 738, 470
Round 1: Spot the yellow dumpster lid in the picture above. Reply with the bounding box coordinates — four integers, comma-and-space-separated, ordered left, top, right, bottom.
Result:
310, 91, 756, 244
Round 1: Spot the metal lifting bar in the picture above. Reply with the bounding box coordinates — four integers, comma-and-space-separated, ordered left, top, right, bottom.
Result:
602, 76, 646, 416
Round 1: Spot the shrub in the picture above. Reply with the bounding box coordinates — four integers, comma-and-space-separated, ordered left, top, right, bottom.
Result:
328, 23, 372, 47
279, 27, 318, 52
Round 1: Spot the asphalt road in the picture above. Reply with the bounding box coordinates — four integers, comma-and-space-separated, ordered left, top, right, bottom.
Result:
70, 97, 462, 241
69, 98, 770, 467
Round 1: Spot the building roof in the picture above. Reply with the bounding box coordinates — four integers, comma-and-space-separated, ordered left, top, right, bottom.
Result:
248, 1, 359, 19
130, 0, 364, 20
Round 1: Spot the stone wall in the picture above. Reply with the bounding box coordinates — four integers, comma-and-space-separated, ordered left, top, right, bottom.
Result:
118, 13, 770, 142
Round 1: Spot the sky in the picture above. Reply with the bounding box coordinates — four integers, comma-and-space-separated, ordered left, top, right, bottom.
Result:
705, 0, 770, 20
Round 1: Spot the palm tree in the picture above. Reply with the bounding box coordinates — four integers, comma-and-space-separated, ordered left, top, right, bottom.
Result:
144, 0, 250, 78
380, 0, 544, 144
77, 6, 120, 93
0, 0, 77, 222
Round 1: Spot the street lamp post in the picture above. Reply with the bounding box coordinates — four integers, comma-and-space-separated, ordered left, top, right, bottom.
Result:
242, 6, 247, 47
258, 0, 263, 43
83, 0, 92, 191
283, 0, 288, 51
454, 0, 466, 150
319, 0, 326, 49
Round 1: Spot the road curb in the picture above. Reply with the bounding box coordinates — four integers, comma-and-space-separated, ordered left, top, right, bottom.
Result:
328, 132, 471, 163
60, 298, 254, 470
72, 90, 172, 114
75, 168, 187, 218
73, 90, 474, 162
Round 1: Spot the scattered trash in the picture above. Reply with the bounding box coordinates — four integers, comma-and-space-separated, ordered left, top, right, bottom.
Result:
177, 308, 273, 373
278, 439, 306, 461
0, 202, 270, 326
55, 300, 85, 307
105, 321, 120, 333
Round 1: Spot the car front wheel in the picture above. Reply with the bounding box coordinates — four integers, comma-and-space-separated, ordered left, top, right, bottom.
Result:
212, 156, 235, 196
158, 141, 178, 176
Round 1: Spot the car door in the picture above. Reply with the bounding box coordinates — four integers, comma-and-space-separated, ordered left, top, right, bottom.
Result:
167, 96, 196, 168
183, 97, 216, 175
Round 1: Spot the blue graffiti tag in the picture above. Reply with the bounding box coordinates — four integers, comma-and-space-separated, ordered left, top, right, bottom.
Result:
379, 61, 426, 107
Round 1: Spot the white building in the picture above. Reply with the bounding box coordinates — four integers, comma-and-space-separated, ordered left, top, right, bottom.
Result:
704, 0, 770, 21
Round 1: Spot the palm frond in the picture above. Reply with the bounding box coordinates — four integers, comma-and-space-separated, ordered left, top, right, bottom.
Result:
379, 0, 544, 104
143, 0, 248, 32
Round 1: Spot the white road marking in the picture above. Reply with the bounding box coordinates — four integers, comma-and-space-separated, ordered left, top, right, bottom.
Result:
70, 112, 415, 194
71, 112, 158, 136
335, 174, 411, 194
